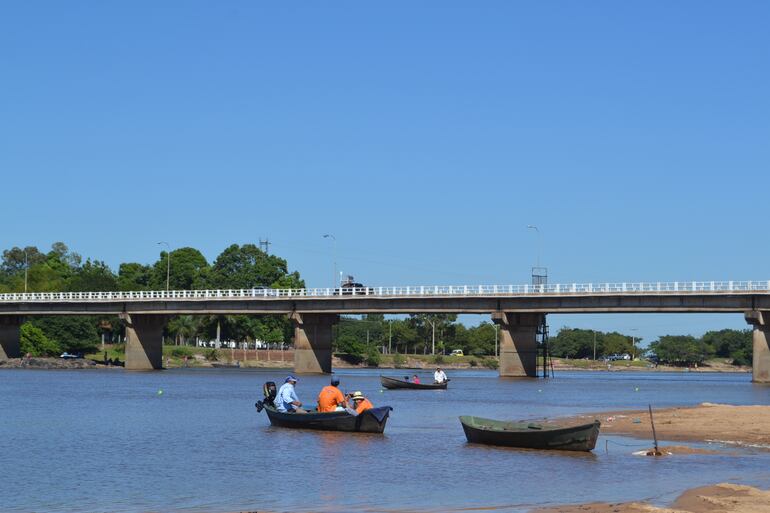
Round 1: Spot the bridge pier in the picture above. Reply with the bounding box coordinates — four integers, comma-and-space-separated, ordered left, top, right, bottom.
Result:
120, 313, 168, 370
745, 311, 770, 384
0, 316, 23, 360
492, 312, 542, 378
291, 313, 337, 374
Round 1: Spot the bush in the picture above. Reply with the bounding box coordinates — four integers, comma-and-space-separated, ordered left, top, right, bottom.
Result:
392, 352, 406, 368
468, 357, 478, 367
336, 352, 364, 365
205, 349, 220, 361
171, 346, 193, 358
482, 357, 499, 369
20, 323, 61, 356
365, 347, 381, 367
31, 316, 99, 354
432, 354, 445, 364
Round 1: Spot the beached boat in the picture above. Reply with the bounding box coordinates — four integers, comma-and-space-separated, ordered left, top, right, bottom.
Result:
380, 375, 448, 390
258, 404, 393, 433
459, 416, 600, 452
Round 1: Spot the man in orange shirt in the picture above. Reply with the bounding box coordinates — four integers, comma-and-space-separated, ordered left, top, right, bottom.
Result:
317, 377, 347, 412
350, 391, 374, 414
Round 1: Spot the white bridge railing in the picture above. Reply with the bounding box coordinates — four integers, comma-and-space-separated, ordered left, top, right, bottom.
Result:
1, 280, 769, 303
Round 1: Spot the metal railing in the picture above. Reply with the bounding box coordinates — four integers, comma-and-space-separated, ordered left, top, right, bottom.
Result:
1, 280, 769, 303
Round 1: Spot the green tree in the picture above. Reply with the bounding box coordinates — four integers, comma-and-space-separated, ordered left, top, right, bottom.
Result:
19, 322, 61, 356
150, 247, 209, 290
702, 329, 753, 366
31, 316, 99, 354
66, 260, 118, 292
118, 263, 152, 291
649, 335, 711, 366
207, 244, 304, 290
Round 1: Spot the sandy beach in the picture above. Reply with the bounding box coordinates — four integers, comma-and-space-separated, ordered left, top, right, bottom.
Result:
572, 403, 770, 447
533, 483, 770, 513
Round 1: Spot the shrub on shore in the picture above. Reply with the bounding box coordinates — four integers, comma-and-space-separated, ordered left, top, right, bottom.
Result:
392, 352, 405, 368
482, 357, 499, 369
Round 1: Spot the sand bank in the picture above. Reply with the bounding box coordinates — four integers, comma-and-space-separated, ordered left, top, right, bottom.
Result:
574, 403, 770, 447
533, 483, 770, 513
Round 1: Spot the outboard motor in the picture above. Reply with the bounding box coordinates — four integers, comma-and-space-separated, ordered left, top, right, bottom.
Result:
255, 381, 277, 412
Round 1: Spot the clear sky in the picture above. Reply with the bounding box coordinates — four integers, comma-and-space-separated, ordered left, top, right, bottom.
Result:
2, 2, 768, 346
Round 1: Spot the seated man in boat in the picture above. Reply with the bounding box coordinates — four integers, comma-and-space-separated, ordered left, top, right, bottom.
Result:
349, 391, 374, 414
275, 376, 306, 413
411, 374, 421, 384
433, 367, 447, 384
317, 377, 348, 412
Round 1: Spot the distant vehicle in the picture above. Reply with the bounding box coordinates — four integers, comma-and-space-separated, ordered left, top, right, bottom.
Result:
450, 349, 464, 356
336, 275, 374, 296
59, 352, 81, 359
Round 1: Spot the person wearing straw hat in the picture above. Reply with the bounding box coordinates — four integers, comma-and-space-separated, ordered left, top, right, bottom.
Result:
349, 391, 374, 414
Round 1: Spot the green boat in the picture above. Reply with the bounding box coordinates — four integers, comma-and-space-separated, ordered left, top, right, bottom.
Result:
459, 416, 601, 452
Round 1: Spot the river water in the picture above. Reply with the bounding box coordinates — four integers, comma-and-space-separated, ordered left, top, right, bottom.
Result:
1, 368, 769, 513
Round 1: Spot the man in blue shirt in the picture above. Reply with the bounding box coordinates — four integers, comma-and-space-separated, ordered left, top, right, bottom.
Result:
275, 376, 306, 413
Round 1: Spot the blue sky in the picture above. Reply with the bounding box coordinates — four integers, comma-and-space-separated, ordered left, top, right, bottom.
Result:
2, 2, 768, 345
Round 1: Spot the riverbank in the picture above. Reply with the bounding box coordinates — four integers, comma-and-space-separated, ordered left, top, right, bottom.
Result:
570, 403, 770, 447
533, 482, 770, 513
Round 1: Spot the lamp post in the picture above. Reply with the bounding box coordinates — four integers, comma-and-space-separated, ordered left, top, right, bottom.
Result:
322, 234, 337, 289
24, 249, 29, 294
527, 225, 541, 269
157, 241, 171, 292
630, 328, 638, 360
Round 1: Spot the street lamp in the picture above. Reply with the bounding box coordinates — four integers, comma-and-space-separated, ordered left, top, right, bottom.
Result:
24, 249, 29, 294
527, 225, 541, 269
157, 241, 171, 291
322, 234, 337, 289
630, 328, 638, 360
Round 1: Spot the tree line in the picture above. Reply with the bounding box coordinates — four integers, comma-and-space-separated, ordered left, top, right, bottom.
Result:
1, 242, 303, 356
549, 327, 752, 366
1, 242, 755, 367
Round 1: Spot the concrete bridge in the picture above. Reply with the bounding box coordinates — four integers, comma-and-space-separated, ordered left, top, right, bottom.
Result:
1, 280, 769, 382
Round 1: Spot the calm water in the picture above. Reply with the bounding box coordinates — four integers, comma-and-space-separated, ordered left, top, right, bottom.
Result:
1, 368, 769, 513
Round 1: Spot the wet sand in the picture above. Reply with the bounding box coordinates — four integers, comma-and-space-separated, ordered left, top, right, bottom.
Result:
573, 403, 770, 447
533, 483, 770, 513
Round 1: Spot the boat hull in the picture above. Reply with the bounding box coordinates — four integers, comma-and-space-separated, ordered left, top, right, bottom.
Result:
264, 406, 392, 433
380, 376, 447, 390
460, 416, 600, 452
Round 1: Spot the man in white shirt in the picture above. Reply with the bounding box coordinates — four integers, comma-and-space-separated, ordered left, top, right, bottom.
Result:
434, 367, 448, 384
275, 376, 306, 413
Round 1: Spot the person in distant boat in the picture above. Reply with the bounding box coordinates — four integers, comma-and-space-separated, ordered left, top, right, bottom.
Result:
349, 391, 373, 414
412, 374, 421, 384
434, 367, 447, 384
317, 377, 347, 412
275, 376, 306, 413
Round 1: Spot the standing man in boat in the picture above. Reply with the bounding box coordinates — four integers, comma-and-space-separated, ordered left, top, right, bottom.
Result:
349, 391, 374, 414
275, 376, 306, 413
317, 377, 348, 412
434, 367, 448, 384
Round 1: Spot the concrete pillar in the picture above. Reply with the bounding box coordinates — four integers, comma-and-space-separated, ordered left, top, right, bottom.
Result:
0, 316, 23, 360
492, 311, 542, 378
120, 313, 168, 370
291, 313, 338, 374
745, 311, 770, 384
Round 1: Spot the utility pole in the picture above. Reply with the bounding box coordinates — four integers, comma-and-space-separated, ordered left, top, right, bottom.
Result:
323, 234, 337, 289
495, 324, 498, 357
388, 320, 392, 354
593, 330, 597, 361
259, 238, 271, 254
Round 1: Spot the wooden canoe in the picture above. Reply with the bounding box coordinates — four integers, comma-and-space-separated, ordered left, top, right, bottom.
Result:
380, 375, 448, 390
261, 404, 393, 433
459, 416, 600, 452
